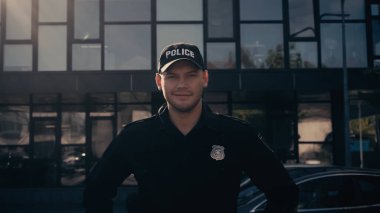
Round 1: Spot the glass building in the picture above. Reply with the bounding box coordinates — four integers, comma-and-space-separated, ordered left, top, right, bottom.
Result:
0, 0, 379, 190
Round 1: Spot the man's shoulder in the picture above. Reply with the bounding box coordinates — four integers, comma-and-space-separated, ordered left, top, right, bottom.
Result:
121, 115, 159, 133
215, 114, 252, 129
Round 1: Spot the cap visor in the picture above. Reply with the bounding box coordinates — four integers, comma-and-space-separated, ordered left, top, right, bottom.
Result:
160, 58, 203, 73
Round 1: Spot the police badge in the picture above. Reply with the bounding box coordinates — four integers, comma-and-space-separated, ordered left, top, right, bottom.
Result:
210, 145, 225, 161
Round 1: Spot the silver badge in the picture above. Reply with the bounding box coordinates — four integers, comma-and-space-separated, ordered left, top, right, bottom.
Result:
210, 145, 225, 161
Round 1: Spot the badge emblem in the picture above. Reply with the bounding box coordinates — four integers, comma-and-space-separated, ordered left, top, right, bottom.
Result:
210, 145, 225, 161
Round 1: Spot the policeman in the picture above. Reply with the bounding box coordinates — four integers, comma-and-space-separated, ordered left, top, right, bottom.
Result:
83, 42, 298, 213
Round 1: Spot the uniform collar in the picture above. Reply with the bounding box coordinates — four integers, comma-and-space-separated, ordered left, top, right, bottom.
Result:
157, 102, 221, 133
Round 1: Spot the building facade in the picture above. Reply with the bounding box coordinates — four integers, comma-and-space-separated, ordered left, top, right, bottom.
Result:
0, 0, 379, 187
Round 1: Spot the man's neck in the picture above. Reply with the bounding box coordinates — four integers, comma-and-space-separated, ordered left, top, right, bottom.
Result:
168, 101, 203, 135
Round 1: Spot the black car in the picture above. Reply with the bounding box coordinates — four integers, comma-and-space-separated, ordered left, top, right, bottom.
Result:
238, 165, 380, 213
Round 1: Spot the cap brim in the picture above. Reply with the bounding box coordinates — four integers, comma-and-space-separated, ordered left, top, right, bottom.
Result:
160, 58, 203, 73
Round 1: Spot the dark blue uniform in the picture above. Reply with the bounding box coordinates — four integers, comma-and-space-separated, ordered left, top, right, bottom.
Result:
84, 103, 298, 212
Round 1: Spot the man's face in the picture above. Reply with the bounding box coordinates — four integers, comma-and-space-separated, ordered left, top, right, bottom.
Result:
156, 60, 208, 113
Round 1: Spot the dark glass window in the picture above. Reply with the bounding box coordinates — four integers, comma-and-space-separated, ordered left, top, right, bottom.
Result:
105, 0, 151, 21
74, 0, 100, 40
72, 44, 101, 71
373, 20, 380, 56
157, 0, 202, 21
207, 42, 236, 69
38, 26, 67, 71
321, 23, 367, 68
320, 0, 365, 20
289, 0, 315, 38
240, 0, 282, 21
240, 24, 284, 69
289, 42, 317, 68
3, 45, 33, 71
208, 0, 233, 38
105, 25, 151, 70
39, 0, 67, 22
6, 0, 32, 40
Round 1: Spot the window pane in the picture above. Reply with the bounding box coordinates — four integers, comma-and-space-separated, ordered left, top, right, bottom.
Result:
38, 26, 67, 71
0, 106, 30, 145
72, 44, 101, 71
157, 0, 202, 21
299, 143, 333, 165
289, 0, 315, 38
117, 105, 151, 132
240, 24, 284, 69
105, 25, 151, 70
207, 42, 236, 69
321, 23, 367, 68
62, 112, 85, 144
39, 0, 67, 22
208, 0, 233, 38
105, 0, 150, 21
371, 4, 380, 16
298, 103, 332, 142
33, 120, 56, 159
61, 146, 86, 186
4, 45, 33, 71
240, 0, 282, 21
157, 24, 204, 61
6, 0, 32, 39
346, 23, 367, 68
75, 0, 99, 40
289, 42, 317, 68
321, 23, 342, 68
320, 0, 365, 20
373, 20, 380, 56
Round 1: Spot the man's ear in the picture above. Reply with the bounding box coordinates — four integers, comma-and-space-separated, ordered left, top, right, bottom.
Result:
155, 73, 162, 90
202, 70, 209, 88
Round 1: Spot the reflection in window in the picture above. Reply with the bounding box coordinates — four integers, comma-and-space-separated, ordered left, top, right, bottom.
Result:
0, 106, 29, 145
208, 0, 233, 38
372, 4, 380, 16
240, 24, 284, 69
38, 26, 67, 71
240, 0, 282, 21
72, 44, 101, 71
349, 101, 378, 152
62, 112, 85, 144
61, 146, 86, 186
118, 92, 151, 103
6, 0, 32, 39
321, 23, 342, 68
157, 24, 204, 60
345, 24, 367, 68
91, 119, 113, 159
207, 42, 236, 69
105, 0, 150, 21
320, 0, 365, 20
4, 45, 33, 71
39, 0, 67, 22
118, 105, 151, 132
321, 23, 367, 68
372, 20, 380, 56
289, 42, 317, 68
289, 0, 315, 38
298, 103, 332, 164
75, 0, 99, 40
33, 120, 56, 159
157, 0, 202, 21
105, 25, 151, 70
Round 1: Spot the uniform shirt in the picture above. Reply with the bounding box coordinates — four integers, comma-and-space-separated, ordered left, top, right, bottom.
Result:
84, 103, 298, 213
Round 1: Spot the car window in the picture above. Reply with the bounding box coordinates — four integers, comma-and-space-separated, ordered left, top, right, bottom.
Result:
354, 175, 380, 206
297, 175, 353, 209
